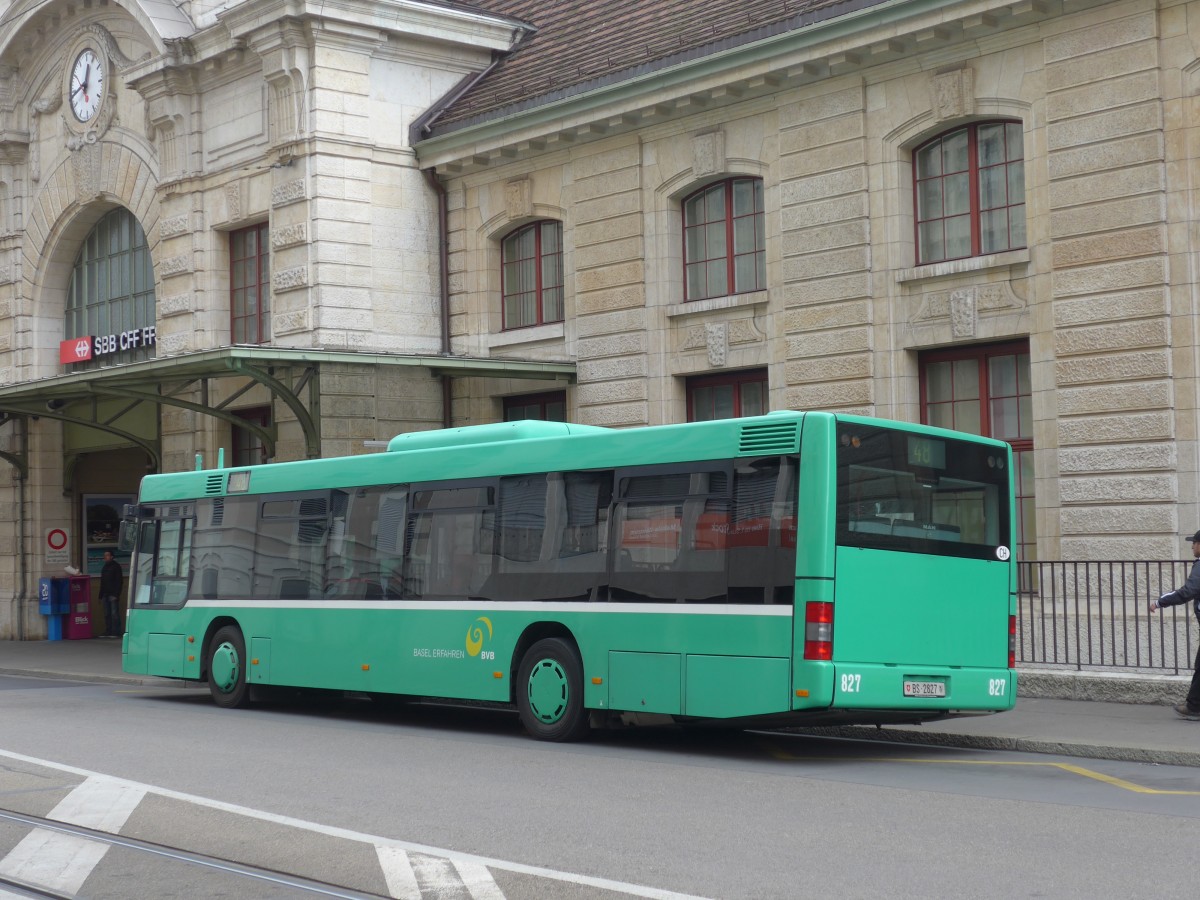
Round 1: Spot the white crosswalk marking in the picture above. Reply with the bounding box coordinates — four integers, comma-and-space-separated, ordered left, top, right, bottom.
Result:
453, 858, 507, 900
1, 751, 704, 899
377, 845, 422, 900
411, 853, 465, 895
0, 776, 146, 895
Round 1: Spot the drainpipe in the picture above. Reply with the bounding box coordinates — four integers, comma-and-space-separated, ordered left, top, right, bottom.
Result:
423, 166, 453, 429
411, 42, 524, 431
16, 417, 27, 640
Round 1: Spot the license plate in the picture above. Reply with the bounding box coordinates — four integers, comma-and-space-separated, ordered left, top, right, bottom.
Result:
903, 680, 946, 698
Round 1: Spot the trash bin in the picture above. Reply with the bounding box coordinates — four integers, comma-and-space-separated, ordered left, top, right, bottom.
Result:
64, 574, 93, 639
39, 577, 70, 641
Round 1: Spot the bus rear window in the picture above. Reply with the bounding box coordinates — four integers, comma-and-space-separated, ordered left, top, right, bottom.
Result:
836, 423, 1010, 560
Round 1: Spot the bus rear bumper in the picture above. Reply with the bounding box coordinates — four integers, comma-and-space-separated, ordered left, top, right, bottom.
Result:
821, 662, 1017, 715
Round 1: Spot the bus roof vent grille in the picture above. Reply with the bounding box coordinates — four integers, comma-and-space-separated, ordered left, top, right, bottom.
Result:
205, 474, 224, 495
739, 422, 798, 454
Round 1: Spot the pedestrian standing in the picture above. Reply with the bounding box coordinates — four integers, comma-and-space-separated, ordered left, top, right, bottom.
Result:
1149, 530, 1200, 720
99, 550, 123, 638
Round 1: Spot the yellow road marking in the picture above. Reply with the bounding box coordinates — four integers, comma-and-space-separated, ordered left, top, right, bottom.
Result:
761, 743, 1200, 795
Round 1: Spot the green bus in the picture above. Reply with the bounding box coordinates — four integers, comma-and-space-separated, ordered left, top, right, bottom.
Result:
120, 411, 1016, 741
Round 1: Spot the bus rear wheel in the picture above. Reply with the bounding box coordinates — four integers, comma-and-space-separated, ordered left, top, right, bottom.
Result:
516, 637, 590, 742
208, 626, 250, 709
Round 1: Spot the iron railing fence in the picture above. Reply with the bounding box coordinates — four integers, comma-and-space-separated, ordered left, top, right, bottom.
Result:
1017, 560, 1199, 674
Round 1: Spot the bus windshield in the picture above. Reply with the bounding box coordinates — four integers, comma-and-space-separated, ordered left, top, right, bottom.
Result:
835, 422, 1010, 560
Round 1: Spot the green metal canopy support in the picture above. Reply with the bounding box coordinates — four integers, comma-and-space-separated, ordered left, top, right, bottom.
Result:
88, 385, 278, 461
230, 359, 320, 459
0, 347, 575, 476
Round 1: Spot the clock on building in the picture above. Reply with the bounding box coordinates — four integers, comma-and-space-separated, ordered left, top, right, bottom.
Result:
68, 47, 105, 123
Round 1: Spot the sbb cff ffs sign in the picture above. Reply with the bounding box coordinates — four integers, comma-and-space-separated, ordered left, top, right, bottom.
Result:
59, 326, 157, 364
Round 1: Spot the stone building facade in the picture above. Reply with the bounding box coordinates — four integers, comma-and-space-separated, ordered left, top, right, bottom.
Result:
1, 0, 1196, 638
415, 0, 1200, 570
0, 0, 568, 639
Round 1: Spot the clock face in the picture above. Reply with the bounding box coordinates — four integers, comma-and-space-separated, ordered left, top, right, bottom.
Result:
69, 49, 104, 123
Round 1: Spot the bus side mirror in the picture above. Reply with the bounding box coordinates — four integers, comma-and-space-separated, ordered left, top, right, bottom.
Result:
117, 520, 137, 552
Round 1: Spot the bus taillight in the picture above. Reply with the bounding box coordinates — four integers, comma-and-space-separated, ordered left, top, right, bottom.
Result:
1008, 615, 1016, 668
804, 602, 833, 660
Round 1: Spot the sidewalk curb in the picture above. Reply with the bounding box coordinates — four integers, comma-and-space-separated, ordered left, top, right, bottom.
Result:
785, 725, 1200, 768
0, 667, 192, 688
1018, 668, 1190, 706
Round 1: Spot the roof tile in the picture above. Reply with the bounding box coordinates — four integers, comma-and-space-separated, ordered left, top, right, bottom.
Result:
428, 0, 886, 134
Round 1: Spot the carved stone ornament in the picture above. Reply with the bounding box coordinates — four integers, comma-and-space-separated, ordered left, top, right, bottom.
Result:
692, 131, 726, 178
950, 288, 977, 338
931, 67, 974, 122
705, 322, 728, 367
225, 182, 243, 223
912, 282, 1025, 326
505, 178, 533, 221
29, 96, 61, 182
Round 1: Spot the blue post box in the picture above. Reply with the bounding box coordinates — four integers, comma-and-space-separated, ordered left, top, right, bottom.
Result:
40, 577, 69, 639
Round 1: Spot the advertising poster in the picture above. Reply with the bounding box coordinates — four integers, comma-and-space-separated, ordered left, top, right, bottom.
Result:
83, 495, 133, 576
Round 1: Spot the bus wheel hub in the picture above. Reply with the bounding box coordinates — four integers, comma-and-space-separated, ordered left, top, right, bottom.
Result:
211, 643, 240, 693
527, 658, 568, 723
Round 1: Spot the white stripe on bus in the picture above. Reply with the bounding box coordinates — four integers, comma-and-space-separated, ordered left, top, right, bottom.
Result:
183, 599, 794, 616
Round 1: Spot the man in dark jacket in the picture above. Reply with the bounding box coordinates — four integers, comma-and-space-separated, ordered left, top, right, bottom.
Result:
1149, 530, 1200, 719
99, 550, 123, 638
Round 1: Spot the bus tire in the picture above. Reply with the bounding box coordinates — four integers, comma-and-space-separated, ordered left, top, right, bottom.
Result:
516, 637, 590, 742
208, 626, 250, 709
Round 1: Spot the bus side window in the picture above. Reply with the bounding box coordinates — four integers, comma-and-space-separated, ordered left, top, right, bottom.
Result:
610, 467, 728, 603
403, 484, 494, 600
256, 493, 331, 600
188, 497, 256, 601
324, 487, 390, 600
131, 515, 195, 607
486, 471, 611, 602
727, 457, 797, 604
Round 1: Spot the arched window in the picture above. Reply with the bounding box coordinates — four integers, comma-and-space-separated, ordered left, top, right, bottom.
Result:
914, 121, 1025, 264
683, 177, 764, 301
501, 220, 563, 330
65, 208, 155, 369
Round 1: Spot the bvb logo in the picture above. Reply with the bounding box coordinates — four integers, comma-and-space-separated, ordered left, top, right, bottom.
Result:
465, 616, 493, 657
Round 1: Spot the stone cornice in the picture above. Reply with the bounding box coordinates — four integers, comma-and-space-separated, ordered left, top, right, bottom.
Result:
218, 0, 521, 52
124, 0, 523, 93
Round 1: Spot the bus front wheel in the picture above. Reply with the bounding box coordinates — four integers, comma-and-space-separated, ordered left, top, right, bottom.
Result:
208, 626, 250, 709
516, 638, 590, 742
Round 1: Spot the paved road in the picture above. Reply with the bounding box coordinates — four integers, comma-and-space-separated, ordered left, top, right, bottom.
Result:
3, 672, 1200, 899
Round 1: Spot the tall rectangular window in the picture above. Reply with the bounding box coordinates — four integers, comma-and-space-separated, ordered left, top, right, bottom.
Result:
920, 341, 1034, 562
687, 370, 768, 421
232, 407, 270, 467
231, 223, 270, 344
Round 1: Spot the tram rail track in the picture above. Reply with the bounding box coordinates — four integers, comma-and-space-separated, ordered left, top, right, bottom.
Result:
0, 808, 384, 899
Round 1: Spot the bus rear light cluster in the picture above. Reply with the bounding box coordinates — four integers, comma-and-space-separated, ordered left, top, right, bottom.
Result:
804, 601, 833, 660
1008, 614, 1016, 669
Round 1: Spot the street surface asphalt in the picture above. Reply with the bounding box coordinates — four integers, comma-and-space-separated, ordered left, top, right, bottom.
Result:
1, 637, 1197, 766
